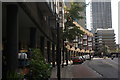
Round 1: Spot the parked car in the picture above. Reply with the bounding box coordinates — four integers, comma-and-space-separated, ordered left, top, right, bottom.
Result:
72, 56, 84, 64
81, 56, 86, 61
83, 55, 91, 60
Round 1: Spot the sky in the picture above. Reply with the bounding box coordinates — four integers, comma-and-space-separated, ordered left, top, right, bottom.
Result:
86, 0, 120, 44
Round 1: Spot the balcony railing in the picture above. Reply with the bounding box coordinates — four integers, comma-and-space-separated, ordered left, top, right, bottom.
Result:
73, 39, 78, 43
88, 37, 92, 41
88, 39, 92, 41
83, 35, 87, 39
83, 42, 87, 45
78, 41, 82, 44
88, 44, 92, 46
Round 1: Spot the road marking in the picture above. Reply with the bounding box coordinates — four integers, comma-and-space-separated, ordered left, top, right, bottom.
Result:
84, 60, 103, 78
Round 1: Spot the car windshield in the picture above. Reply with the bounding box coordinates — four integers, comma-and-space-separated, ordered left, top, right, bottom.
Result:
79, 56, 82, 58
72, 56, 82, 59
72, 56, 79, 59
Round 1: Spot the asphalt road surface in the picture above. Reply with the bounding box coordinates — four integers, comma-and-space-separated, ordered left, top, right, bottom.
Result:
50, 57, 119, 80
85, 58, 119, 78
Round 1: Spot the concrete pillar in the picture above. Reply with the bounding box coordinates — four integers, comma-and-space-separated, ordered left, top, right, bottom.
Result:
40, 36, 45, 56
0, 1, 2, 79
30, 27, 36, 48
62, 40, 65, 67
52, 43, 55, 67
47, 41, 51, 63
73, 51, 75, 56
65, 48, 68, 65
6, 4, 18, 72
68, 50, 70, 61
59, 48, 61, 64
79, 52, 80, 56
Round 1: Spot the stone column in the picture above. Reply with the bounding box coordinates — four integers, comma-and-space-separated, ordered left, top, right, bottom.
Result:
62, 40, 65, 67
47, 41, 51, 63
40, 36, 45, 56
68, 50, 70, 61
65, 48, 68, 65
52, 43, 55, 67
30, 27, 36, 48
74, 51, 75, 57
59, 48, 61, 64
6, 4, 18, 72
79, 52, 80, 56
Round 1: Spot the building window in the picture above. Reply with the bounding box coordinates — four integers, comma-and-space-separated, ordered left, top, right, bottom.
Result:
83, 35, 87, 39
88, 42, 92, 46
88, 37, 92, 41
83, 41, 87, 45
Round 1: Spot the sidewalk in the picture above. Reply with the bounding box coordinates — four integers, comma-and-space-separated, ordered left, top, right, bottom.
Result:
50, 61, 102, 79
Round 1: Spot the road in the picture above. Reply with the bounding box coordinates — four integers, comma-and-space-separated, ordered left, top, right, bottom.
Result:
85, 58, 119, 78
50, 57, 119, 79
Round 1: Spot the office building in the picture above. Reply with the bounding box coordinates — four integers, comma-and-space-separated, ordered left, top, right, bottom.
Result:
95, 28, 116, 51
91, 0, 112, 33
2, 1, 64, 78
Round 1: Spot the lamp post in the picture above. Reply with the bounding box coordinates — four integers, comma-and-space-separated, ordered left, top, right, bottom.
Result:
55, 3, 62, 79
57, 24, 61, 80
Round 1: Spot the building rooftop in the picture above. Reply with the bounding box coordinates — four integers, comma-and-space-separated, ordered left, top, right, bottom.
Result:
96, 28, 114, 31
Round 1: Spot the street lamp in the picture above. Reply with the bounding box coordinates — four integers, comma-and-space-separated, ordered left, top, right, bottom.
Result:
55, 3, 64, 80
54, 3, 61, 79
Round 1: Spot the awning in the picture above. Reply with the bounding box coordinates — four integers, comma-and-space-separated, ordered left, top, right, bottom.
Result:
70, 47, 75, 51
85, 50, 89, 53
73, 22, 93, 37
90, 50, 94, 53
20, 50, 28, 52
81, 49, 85, 53
75, 48, 80, 52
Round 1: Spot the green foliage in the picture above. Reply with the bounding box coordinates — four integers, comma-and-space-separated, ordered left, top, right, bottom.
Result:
116, 48, 120, 52
64, 2, 85, 41
6, 71, 24, 79
64, 2, 85, 21
69, 2, 85, 20
63, 26, 84, 42
29, 49, 52, 80
100, 45, 111, 56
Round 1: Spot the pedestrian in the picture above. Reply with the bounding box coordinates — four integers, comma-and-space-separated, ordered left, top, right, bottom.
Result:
111, 55, 114, 60
18, 52, 28, 67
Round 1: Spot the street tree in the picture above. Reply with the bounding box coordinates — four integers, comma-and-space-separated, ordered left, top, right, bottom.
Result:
100, 44, 111, 56
63, 2, 86, 42
116, 47, 120, 52
61, 2, 86, 66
